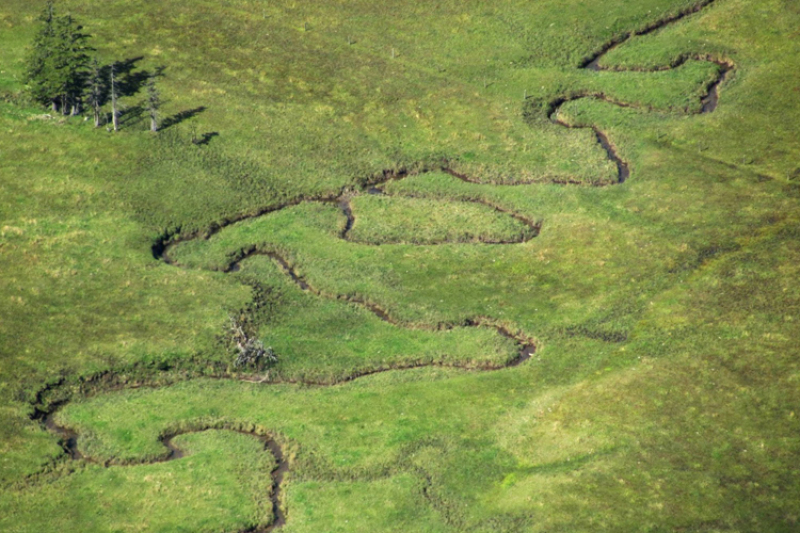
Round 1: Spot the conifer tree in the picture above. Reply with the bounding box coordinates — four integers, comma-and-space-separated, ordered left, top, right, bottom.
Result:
24, 1, 92, 114
85, 57, 103, 127
25, 2, 58, 111
55, 13, 91, 115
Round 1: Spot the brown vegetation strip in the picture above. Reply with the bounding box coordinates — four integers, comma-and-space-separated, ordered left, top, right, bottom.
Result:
28, 4, 735, 530
334, 193, 541, 245
41, 412, 287, 532
547, 0, 733, 183
152, 1, 734, 260
580, 0, 722, 69
227, 247, 536, 368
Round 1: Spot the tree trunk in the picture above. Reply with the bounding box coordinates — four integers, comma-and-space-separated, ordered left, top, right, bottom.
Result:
110, 65, 119, 131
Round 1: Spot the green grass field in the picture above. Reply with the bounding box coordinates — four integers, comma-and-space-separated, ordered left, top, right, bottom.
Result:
1, 0, 800, 531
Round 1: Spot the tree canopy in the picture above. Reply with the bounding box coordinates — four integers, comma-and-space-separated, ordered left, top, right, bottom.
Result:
25, 1, 93, 114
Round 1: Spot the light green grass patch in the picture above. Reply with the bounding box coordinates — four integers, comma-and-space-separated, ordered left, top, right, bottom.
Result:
236, 255, 520, 381
347, 195, 536, 245
0, 430, 275, 533
284, 475, 447, 533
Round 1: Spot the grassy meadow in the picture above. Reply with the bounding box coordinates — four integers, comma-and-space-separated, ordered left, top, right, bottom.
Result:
1, 0, 799, 531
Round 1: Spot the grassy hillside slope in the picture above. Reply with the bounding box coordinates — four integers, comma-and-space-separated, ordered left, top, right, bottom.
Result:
1, 0, 799, 531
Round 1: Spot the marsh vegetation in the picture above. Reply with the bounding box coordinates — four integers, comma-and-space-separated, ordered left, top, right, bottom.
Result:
1, 0, 799, 531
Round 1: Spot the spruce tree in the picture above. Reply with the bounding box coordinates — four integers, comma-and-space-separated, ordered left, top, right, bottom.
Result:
25, 2, 58, 111
55, 13, 92, 115
24, 1, 92, 114
85, 57, 103, 127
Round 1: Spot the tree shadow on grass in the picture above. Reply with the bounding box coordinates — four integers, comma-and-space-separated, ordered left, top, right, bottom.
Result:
100, 104, 145, 130
96, 57, 149, 100
119, 104, 146, 128
112, 57, 153, 97
161, 106, 207, 130
193, 131, 219, 145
